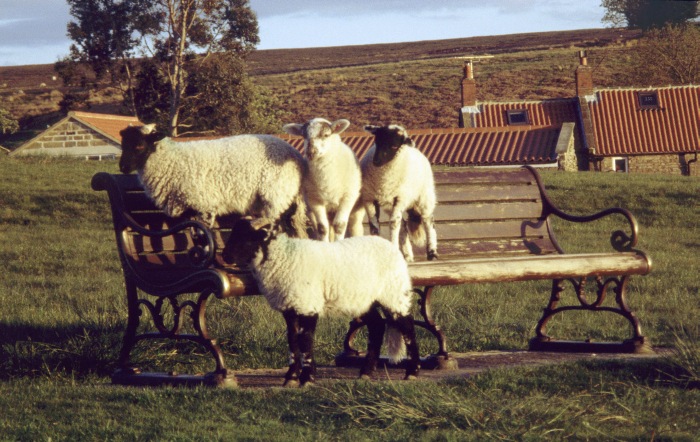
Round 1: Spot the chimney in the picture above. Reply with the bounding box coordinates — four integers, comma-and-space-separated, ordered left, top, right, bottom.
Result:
575, 50, 594, 97
461, 61, 477, 107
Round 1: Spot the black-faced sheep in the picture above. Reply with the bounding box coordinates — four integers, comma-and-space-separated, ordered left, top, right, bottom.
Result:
283, 118, 361, 241
119, 124, 308, 236
353, 124, 438, 261
222, 217, 421, 387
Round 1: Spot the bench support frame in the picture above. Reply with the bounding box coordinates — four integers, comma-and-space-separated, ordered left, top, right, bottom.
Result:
335, 285, 459, 370
111, 280, 237, 388
530, 275, 652, 353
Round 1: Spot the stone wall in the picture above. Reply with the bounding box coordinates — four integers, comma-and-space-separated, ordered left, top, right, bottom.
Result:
15, 120, 120, 157
600, 154, 695, 175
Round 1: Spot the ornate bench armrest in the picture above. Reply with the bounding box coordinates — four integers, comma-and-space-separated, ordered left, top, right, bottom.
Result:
121, 211, 217, 267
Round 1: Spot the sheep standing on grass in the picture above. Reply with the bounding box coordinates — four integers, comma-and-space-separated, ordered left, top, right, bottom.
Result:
222, 217, 421, 387
119, 124, 308, 236
353, 124, 438, 261
283, 118, 361, 241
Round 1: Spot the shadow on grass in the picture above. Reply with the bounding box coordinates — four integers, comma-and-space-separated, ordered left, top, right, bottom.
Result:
0, 322, 124, 380
0, 321, 232, 381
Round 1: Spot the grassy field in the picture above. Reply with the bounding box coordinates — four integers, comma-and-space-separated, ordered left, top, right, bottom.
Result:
0, 155, 698, 440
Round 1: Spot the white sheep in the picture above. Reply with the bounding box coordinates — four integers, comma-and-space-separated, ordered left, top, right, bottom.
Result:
119, 124, 308, 236
353, 124, 438, 262
222, 217, 421, 387
282, 118, 361, 242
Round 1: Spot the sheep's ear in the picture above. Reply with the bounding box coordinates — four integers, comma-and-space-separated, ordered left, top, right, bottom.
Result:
364, 125, 380, 134
282, 123, 304, 137
140, 123, 156, 135
331, 119, 351, 135
250, 217, 274, 232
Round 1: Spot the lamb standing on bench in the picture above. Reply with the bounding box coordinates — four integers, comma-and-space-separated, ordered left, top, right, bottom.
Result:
119, 124, 308, 235
283, 118, 361, 241
351, 124, 438, 261
222, 217, 421, 387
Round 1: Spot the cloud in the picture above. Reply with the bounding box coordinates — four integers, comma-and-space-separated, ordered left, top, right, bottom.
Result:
0, 1, 71, 47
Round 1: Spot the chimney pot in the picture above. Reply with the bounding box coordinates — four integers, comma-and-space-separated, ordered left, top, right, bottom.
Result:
461, 62, 477, 107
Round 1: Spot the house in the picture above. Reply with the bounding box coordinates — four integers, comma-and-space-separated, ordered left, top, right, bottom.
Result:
10, 111, 141, 159
460, 51, 700, 175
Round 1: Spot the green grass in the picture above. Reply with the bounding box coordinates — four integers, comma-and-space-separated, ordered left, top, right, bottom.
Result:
1, 155, 699, 440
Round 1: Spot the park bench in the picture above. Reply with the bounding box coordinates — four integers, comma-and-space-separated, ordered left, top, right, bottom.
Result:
92, 165, 652, 387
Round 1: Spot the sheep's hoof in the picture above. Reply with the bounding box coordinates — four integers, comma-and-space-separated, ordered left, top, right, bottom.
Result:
404, 374, 419, 381
283, 379, 300, 388
300, 378, 316, 388
427, 251, 439, 261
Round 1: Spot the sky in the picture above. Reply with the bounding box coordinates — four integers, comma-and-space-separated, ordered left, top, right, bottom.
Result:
0, 0, 607, 67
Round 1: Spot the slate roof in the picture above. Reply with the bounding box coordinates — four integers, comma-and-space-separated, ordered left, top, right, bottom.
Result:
587, 85, 700, 156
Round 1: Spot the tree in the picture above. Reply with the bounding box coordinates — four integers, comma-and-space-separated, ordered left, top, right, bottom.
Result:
602, 0, 699, 30
0, 107, 19, 136
629, 23, 700, 85
134, 0, 260, 136
63, 0, 261, 136
61, 0, 153, 114
181, 54, 284, 135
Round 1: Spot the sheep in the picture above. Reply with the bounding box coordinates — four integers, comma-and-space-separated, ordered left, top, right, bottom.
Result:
354, 124, 438, 262
282, 118, 361, 242
119, 124, 308, 236
222, 217, 421, 387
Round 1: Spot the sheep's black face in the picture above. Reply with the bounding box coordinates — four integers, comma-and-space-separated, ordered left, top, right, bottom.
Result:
119, 125, 159, 174
365, 124, 413, 167
222, 219, 270, 267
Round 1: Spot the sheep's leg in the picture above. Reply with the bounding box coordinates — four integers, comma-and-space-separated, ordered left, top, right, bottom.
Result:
389, 201, 405, 248
347, 205, 366, 237
332, 200, 355, 241
310, 206, 331, 242
365, 201, 381, 235
298, 314, 319, 386
282, 310, 302, 387
388, 314, 421, 380
359, 307, 386, 380
399, 220, 414, 262
424, 215, 438, 261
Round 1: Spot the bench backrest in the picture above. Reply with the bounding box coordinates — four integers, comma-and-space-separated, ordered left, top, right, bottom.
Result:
92, 173, 239, 289
418, 166, 559, 261
93, 166, 559, 279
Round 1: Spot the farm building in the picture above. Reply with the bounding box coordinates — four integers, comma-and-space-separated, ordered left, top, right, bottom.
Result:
459, 52, 700, 175
10, 111, 141, 159
279, 123, 575, 170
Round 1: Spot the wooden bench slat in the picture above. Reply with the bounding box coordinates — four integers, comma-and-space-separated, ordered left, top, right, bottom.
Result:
434, 201, 544, 221
430, 237, 559, 259
432, 168, 534, 185
409, 252, 651, 285
436, 184, 540, 203
435, 220, 548, 241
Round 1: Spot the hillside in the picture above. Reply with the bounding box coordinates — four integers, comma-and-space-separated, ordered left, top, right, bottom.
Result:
0, 28, 642, 146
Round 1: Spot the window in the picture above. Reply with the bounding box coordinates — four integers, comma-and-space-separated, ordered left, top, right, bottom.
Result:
638, 91, 659, 109
506, 109, 529, 125
612, 156, 628, 173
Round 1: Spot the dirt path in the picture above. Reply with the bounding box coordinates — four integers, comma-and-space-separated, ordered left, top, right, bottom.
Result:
231, 349, 669, 389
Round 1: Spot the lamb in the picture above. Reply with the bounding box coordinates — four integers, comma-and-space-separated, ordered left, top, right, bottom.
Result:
352, 124, 438, 262
222, 217, 421, 387
119, 124, 308, 236
282, 118, 361, 241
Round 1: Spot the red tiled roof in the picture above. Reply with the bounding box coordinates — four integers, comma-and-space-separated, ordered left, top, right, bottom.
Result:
70, 111, 141, 142
278, 126, 561, 166
472, 99, 579, 127
588, 86, 700, 156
